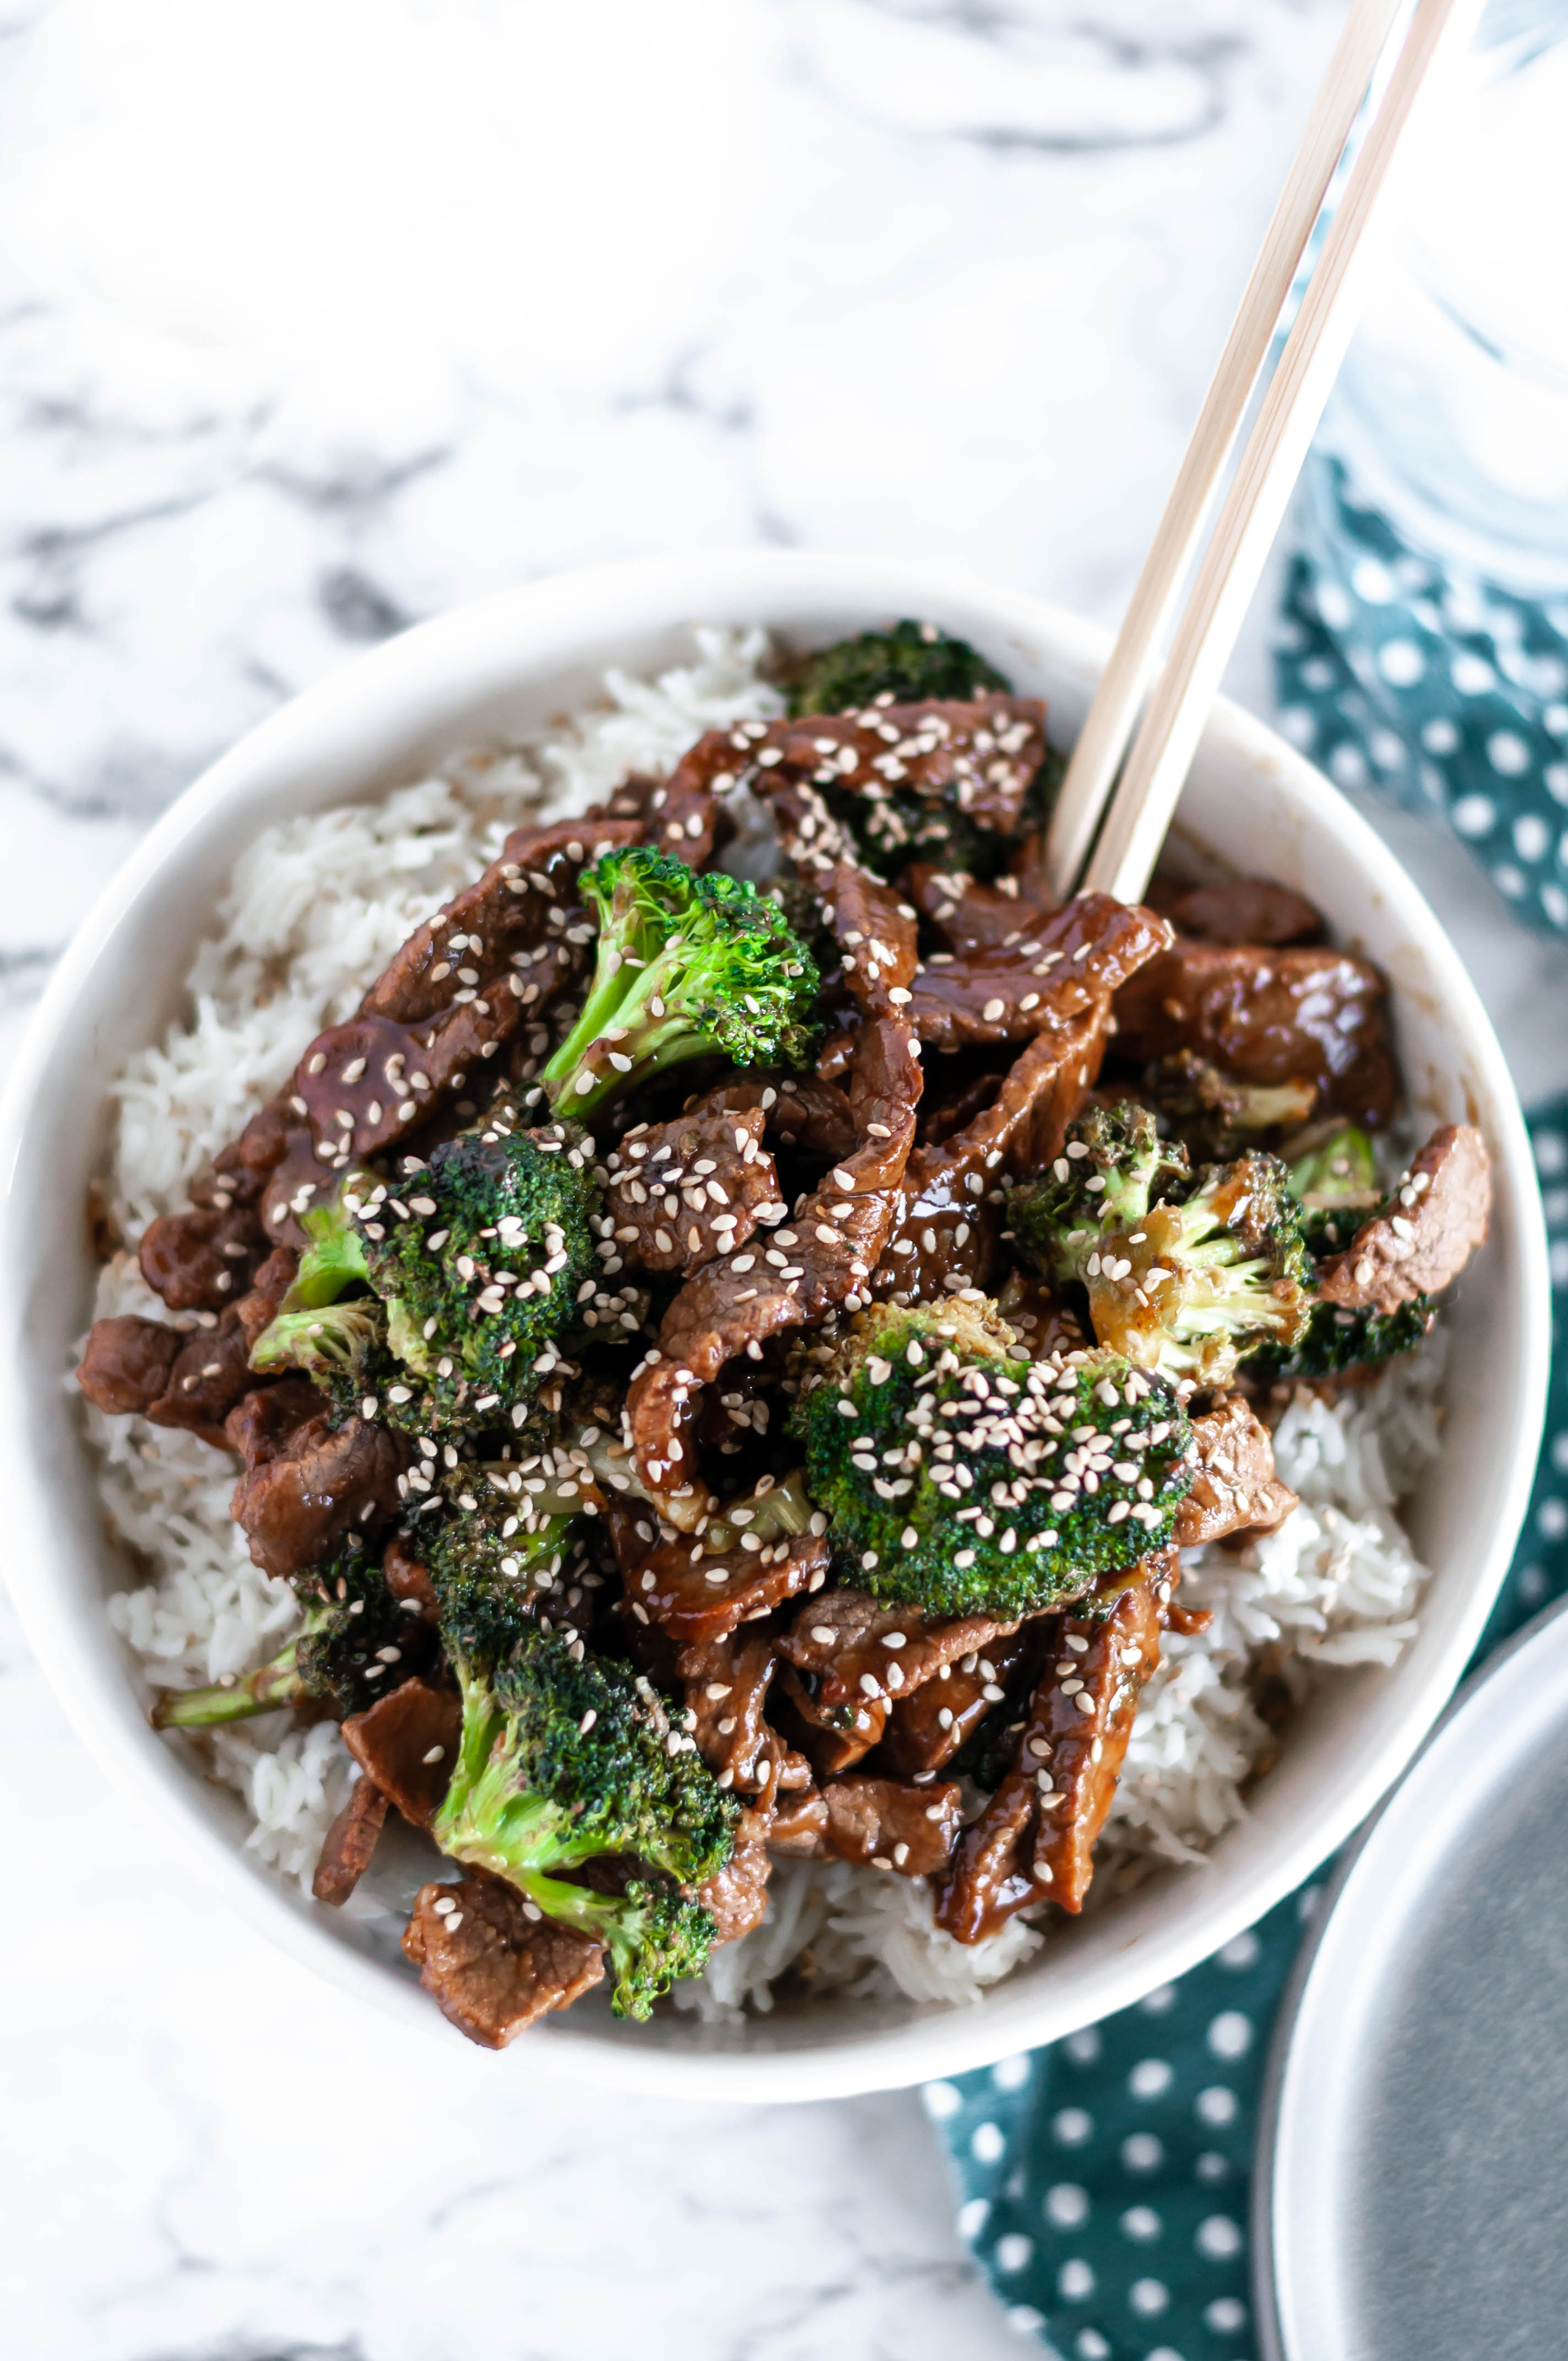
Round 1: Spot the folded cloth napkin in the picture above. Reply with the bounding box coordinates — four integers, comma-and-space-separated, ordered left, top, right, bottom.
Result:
929, 1097, 1568, 2360
1277, 456, 1568, 937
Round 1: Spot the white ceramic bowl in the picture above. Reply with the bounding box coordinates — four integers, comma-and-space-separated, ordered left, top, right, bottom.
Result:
0, 552, 1550, 2101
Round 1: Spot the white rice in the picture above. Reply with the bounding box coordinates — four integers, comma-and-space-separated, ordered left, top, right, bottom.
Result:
83, 628, 1440, 2016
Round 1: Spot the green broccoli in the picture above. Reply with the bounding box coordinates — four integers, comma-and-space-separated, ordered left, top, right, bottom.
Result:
250, 1127, 600, 1433
151, 1538, 415, 1729
787, 620, 1009, 717
1144, 1050, 1317, 1162
1008, 1103, 1311, 1391
1286, 1120, 1380, 1211
1239, 1126, 1431, 1380
789, 1299, 1195, 1620
433, 1623, 738, 2019
540, 848, 820, 1117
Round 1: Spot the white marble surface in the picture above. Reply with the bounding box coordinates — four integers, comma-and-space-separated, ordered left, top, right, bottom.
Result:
4, 4, 1568, 2357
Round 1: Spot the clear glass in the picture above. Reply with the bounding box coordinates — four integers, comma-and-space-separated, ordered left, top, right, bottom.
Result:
1317, 0, 1568, 593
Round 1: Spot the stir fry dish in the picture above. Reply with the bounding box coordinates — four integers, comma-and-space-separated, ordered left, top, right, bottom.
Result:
77, 623, 1493, 2047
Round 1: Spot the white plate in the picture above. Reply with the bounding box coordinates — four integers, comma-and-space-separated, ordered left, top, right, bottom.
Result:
1257, 1595, 1568, 2359
0, 551, 1550, 2099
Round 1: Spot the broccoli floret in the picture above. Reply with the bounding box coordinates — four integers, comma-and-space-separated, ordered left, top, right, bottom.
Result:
1144, 1051, 1317, 1162
787, 620, 1009, 717
422, 1483, 580, 1669
151, 1538, 410, 1729
1245, 1294, 1434, 1382
788, 1300, 1195, 1620
1237, 1129, 1430, 1380
1008, 1103, 1310, 1391
251, 1129, 600, 1433
540, 848, 819, 1117
433, 1624, 738, 2019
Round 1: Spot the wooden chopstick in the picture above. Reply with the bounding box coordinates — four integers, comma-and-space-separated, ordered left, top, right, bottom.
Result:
1079, 0, 1488, 906
1042, 0, 1405, 901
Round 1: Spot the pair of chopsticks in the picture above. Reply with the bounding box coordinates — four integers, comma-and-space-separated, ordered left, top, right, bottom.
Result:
1043, 0, 1489, 908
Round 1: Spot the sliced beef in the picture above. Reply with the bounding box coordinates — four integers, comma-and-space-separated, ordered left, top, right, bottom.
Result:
769, 1775, 963, 1874
1148, 875, 1324, 948
729, 695, 1050, 858
223, 1378, 328, 1471
698, 1805, 775, 1945
138, 814, 644, 1292
772, 1666, 888, 1777
403, 1875, 605, 2048
76, 1316, 183, 1418
139, 1197, 271, 1314
692, 1072, 858, 1162
878, 1625, 1042, 1776
231, 1412, 406, 1580
233, 1246, 300, 1349
633, 1532, 830, 1645
870, 1000, 1112, 1305
341, 1677, 462, 1826
1113, 942, 1397, 1128
1175, 1398, 1298, 1548
311, 1774, 390, 1906
777, 1588, 1014, 1713
992, 1271, 1086, 1358
904, 864, 1056, 955
938, 1561, 1164, 1939
627, 862, 923, 1519
677, 1628, 782, 1793
1317, 1123, 1491, 1314
77, 1305, 280, 1447
603, 1106, 781, 1277
908, 892, 1169, 1051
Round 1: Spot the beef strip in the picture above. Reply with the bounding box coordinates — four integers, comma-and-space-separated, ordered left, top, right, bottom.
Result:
772, 1665, 889, 1777
76, 1316, 183, 1419
878, 1625, 1042, 1777
605, 752, 728, 871
138, 815, 645, 1299
626, 861, 923, 1519
677, 1628, 783, 1792
938, 1558, 1166, 1939
709, 695, 1050, 860
777, 1588, 1016, 1714
139, 1196, 273, 1314
311, 1774, 390, 1906
77, 1294, 288, 1449
689, 1071, 858, 1161
1148, 875, 1324, 948
1113, 942, 1397, 1128
231, 1412, 406, 1580
698, 1804, 775, 1944
340, 1677, 462, 1826
602, 1106, 782, 1277
1317, 1123, 1491, 1314
1174, 1398, 1299, 1548
904, 864, 1055, 955
908, 893, 1170, 1051
633, 1532, 830, 1645
403, 1874, 605, 2047
870, 1000, 1112, 1305
223, 1378, 328, 1471
765, 1775, 963, 1875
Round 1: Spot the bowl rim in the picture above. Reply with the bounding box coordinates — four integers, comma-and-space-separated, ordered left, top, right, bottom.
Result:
0, 549, 1551, 2102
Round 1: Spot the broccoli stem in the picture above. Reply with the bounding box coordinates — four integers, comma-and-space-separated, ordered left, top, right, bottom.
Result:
701, 1467, 814, 1555
152, 1640, 305, 1729
288, 1188, 373, 1308
542, 943, 725, 1115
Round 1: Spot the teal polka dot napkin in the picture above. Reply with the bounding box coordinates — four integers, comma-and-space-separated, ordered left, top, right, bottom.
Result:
930, 1101, 1568, 2359
1277, 455, 1568, 937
